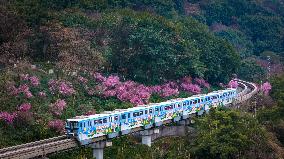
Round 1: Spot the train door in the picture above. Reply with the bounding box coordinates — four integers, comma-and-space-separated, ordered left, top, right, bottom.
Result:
154, 105, 163, 126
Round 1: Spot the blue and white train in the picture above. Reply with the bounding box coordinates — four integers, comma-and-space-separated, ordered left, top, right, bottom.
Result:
66, 88, 237, 145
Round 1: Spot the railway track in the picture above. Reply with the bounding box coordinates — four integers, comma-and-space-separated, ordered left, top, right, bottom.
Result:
0, 136, 77, 159
0, 79, 258, 159
233, 79, 258, 104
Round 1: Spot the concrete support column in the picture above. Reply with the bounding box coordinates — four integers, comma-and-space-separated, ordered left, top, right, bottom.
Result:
90, 141, 112, 159
93, 148, 104, 159
140, 128, 159, 147
142, 135, 152, 147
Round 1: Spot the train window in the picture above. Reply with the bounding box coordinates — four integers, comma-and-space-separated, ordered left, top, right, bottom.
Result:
128, 113, 130, 118
69, 123, 72, 129
74, 122, 78, 128
122, 114, 126, 119
88, 121, 91, 126
145, 110, 148, 114
109, 117, 112, 122
94, 120, 96, 125
149, 109, 153, 114
133, 112, 139, 117
140, 111, 143, 116
103, 118, 107, 123
98, 119, 103, 124
114, 116, 119, 121
155, 107, 159, 112
164, 106, 168, 110
83, 122, 85, 128
198, 99, 200, 103
183, 102, 186, 106
80, 123, 82, 128
190, 101, 193, 105
160, 106, 162, 111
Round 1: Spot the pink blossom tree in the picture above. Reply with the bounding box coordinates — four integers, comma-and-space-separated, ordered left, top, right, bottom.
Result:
228, 80, 238, 88
18, 103, 32, 112
48, 119, 65, 134
261, 82, 272, 95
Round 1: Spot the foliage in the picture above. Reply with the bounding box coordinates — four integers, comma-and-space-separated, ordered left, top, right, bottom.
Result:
261, 82, 272, 96
191, 108, 273, 159
0, 5, 30, 67
239, 15, 284, 54
195, 0, 284, 55
94, 10, 239, 84
237, 59, 266, 82
270, 75, 284, 102
95, 10, 201, 84
1, 0, 284, 157
214, 28, 254, 58
257, 76, 284, 147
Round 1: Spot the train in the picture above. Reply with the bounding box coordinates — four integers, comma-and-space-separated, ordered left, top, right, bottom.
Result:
65, 88, 237, 145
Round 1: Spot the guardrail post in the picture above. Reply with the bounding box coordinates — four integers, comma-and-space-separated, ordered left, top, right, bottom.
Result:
90, 141, 112, 159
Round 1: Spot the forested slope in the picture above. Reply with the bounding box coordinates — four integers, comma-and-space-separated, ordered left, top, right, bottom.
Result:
0, 0, 284, 158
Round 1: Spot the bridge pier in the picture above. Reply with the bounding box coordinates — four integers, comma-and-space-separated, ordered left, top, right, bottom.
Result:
178, 118, 192, 126
90, 141, 112, 159
141, 135, 151, 147
140, 128, 159, 147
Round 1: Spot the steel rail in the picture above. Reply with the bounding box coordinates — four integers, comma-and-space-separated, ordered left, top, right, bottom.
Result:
0, 135, 66, 154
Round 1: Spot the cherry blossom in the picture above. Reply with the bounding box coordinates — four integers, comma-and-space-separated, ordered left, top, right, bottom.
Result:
261, 82, 272, 95
103, 75, 120, 87
29, 76, 40, 86
181, 83, 201, 94
50, 99, 67, 116
38, 91, 46, 97
228, 80, 238, 88
18, 103, 32, 112
48, 120, 65, 134
0, 112, 17, 124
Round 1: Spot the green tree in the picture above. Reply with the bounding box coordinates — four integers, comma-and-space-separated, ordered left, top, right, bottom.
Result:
214, 29, 254, 58
191, 108, 272, 159
237, 59, 266, 82
176, 18, 241, 83
239, 15, 284, 54
98, 10, 202, 84
95, 10, 240, 84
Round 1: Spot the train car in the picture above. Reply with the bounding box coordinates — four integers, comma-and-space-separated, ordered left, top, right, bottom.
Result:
66, 88, 238, 145
120, 105, 156, 135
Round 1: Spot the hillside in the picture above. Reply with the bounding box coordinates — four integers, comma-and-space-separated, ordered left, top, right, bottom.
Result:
0, 0, 284, 158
